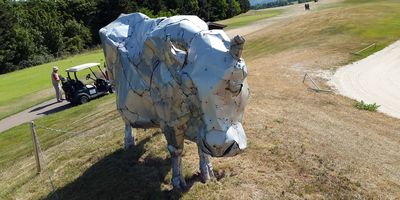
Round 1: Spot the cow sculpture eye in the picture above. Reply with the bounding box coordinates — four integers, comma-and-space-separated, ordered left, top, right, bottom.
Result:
226, 81, 242, 96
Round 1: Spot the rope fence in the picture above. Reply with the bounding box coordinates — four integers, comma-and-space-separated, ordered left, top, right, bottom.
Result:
30, 121, 88, 200
35, 123, 82, 134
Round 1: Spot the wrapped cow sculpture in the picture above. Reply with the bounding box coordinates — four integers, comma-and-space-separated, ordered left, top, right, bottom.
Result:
99, 13, 249, 189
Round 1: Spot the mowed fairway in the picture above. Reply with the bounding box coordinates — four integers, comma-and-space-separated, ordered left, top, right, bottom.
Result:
0, 50, 104, 120
1, 0, 400, 199
218, 8, 283, 30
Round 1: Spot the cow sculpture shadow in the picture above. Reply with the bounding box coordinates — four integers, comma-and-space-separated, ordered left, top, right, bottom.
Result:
44, 131, 204, 200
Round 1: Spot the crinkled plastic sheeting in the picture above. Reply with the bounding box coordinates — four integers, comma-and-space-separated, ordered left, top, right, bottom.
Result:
100, 13, 249, 158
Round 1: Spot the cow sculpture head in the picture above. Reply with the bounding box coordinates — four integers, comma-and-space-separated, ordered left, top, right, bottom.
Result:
189, 34, 248, 157
157, 31, 249, 157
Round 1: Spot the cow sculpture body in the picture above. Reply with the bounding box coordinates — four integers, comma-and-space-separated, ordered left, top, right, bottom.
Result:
100, 13, 249, 189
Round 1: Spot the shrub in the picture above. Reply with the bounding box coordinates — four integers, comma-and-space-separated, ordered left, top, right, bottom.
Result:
355, 100, 380, 112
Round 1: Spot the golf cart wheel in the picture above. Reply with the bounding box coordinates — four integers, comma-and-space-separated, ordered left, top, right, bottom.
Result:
79, 95, 89, 104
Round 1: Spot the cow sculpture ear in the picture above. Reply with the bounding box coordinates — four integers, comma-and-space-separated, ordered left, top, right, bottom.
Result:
229, 35, 245, 59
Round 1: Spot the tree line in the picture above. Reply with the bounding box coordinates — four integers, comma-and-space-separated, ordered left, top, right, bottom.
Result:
0, 0, 250, 74
251, 0, 313, 9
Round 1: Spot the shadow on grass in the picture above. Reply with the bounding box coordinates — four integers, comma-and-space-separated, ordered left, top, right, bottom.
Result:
44, 131, 196, 200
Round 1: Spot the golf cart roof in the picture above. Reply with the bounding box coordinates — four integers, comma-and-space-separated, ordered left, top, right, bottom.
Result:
65, 63, 100, 72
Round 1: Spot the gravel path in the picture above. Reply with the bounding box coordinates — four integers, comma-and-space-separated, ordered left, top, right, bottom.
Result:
332, 40, 400, 119
0, 99, 71, 133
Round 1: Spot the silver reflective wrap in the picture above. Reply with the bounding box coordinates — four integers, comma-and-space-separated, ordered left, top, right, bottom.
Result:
230, 35, 245, 59
99, 13, 249, 159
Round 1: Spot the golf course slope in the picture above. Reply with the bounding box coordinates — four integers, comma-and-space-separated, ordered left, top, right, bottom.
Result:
2, 0, 400, 199
332, 40, 400, 119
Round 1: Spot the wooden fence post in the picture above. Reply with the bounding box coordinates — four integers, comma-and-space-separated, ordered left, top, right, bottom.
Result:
30, 121, 41, 174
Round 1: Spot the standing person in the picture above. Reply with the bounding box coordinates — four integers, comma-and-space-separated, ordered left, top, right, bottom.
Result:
51, 66, 63, 102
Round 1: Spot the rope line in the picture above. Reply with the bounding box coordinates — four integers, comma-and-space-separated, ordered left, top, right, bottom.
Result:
35, 124, 83, 134
31, 116, 121, 199
33, 122, 80, 199
35, 133, 60, 200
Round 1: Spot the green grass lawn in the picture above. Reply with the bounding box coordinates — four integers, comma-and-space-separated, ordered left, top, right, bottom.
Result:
218, 9, 283, 29
0, 94, 114, 170
0, 50, 104, 120
0, 94, 126, 199
0, 94, 187, 200
244, 0, 400, 61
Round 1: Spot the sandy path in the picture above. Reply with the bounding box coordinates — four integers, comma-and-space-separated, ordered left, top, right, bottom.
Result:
0, 99, 71, 133
332, 40, 400, 119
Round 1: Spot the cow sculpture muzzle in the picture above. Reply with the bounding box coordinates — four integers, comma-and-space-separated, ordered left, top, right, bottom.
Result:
201, 122, 247, 157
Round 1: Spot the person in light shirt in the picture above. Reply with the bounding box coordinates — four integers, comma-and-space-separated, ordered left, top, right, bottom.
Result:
51, 66, 63, 102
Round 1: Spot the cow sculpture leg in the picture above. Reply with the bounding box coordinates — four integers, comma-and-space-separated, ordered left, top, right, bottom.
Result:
124, 124, 135, 150
168, 145, 187, 189
164, 125, 187, 189
198, 145, 215, 182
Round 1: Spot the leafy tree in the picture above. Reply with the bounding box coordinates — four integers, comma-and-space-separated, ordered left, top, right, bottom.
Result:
209, 0, 229, 21
141, 0, 166, 15
0, 1, 17, 73
90, 0, 138, 43
0, 0, 251, 74
238, 0, 250, 13
176, 0, 199, 15
58, 0, 96, 23
226, 0, 241, 18
11, 26, 52, 68
63, 19, 92, 54
20, 0, 64, 55
198, 0, 211, 20
156, 8, 177, 17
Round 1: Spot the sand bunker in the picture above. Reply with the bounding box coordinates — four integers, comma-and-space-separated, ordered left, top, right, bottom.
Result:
332, 40, 400, 119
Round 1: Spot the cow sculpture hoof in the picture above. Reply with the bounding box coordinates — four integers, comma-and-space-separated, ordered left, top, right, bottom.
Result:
198, 145, 215, 182
200, 165, 215, 182
124, 124, 135, 150
124, 141, 135, 150
172, 175, 187, 190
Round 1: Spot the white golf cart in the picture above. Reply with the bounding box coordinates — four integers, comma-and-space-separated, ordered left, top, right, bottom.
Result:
61, 63, 113, 105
